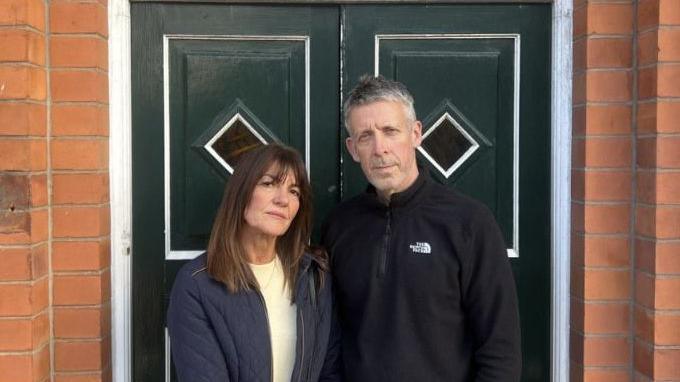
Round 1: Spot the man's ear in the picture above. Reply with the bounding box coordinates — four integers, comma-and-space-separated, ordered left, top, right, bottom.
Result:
412, 120, 423, 147
345, 137, 360, 162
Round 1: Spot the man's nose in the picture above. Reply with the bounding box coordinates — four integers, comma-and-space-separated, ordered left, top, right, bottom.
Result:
372, 134, 388, 155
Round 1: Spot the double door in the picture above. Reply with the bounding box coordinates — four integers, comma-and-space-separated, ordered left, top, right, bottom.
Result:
131, 3, 550, 381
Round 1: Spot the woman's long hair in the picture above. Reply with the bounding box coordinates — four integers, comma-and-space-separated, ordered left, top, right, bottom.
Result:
206, 144, 323, 298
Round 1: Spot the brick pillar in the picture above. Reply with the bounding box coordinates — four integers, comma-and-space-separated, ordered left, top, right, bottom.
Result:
0, 0, 51, 381
571, 0, 635, 380
48, 0, 111, 380
634, 0, 680, 380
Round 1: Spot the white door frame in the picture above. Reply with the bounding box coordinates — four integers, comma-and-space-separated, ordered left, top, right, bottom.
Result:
108, 1, 572, 380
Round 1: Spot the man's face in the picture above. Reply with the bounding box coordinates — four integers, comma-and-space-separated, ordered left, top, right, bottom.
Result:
345, 100, 422, 201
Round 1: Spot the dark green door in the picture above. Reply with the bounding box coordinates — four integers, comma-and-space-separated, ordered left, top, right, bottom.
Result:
341, 6, 552, 381
131, 5, 340, 381
132, 3, 550, 381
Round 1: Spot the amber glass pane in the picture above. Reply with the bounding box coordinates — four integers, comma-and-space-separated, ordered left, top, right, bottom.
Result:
421, 119, 473, 171
211, 119, 264, 168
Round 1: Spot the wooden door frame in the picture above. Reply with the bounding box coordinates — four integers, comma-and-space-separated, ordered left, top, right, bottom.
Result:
108, 1, 572, 381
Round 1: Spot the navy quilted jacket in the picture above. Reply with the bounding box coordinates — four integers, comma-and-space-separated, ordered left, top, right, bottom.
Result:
167, 253, 342, 382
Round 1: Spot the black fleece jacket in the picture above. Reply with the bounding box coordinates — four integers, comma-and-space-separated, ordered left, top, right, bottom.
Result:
321, 171, 521, 381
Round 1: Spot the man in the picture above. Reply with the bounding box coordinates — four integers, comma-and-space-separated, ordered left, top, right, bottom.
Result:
321, 75, 521, 381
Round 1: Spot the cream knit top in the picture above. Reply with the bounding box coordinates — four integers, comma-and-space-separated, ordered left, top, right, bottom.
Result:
249, 256, 297, 382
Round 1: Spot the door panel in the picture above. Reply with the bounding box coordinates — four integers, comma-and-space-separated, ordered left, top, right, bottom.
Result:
342, 5, 551, 380
132, 3, 550, 381
131, 4, 339, 381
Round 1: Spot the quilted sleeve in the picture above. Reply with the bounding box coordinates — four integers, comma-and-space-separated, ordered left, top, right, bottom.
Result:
167, 267, 231, 382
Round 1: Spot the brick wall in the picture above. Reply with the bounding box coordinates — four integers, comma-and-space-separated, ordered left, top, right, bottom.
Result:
572, 0, 680, 381
633, 0, 680, 380
0, 0, 110, 380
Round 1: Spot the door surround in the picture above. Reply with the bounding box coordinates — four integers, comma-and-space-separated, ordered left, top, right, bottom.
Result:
108, 1, 572, 381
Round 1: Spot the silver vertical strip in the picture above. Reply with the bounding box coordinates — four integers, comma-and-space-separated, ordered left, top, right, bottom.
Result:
551, 0, 573, 381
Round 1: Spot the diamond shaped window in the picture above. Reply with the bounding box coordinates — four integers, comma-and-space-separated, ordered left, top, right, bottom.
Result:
204, 114, 268, 174
418, 112, 480, 178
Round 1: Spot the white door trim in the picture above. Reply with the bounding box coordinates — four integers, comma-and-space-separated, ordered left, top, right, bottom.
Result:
108, 1, 572, 381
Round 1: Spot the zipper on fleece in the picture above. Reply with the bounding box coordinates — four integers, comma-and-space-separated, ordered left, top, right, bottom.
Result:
255, 291, 274, 382
378, 209, 392, 278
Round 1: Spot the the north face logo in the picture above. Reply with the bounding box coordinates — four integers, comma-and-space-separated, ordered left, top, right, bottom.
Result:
409, 242, 431, 254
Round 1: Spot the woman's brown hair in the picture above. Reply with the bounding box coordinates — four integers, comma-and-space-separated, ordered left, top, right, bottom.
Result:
206, 144, 324, 298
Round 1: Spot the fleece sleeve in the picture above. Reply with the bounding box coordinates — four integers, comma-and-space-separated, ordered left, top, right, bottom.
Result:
166, 269, 230, 382
461, 206, 522, 382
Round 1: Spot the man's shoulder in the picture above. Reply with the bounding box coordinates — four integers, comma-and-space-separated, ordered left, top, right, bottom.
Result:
422, 181, 493, 223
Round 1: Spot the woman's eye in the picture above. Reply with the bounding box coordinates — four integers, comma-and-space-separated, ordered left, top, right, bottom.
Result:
290, 188, 301, 197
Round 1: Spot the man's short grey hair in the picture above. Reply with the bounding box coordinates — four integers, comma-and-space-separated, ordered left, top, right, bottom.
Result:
343, 75, 416, 134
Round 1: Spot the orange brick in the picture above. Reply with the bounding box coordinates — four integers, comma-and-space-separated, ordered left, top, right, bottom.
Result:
0, 173, 30, 210
638, 66, 658, 100
50, 70, 108, 103
54, 306, 109, 338
53, 239, 110, 271
584, 302, 629, 334
53, 272, 109, 305
637, 205, 680, 239
587, 137, 631, 167
53, 205, 109, 238
587, 71, 632, 102
583, 368, 630, 381
635, 271, 656, 309
0, 247, 31, 280
29, 174, 47, 207
52, 105, 108, 136
657, 64, 680, 97
657, 101, 680, 133
50, 1, 107, 36
638, 171, 680, 204
574, 5, 587, 39
55, 338, 108, 371
0, 139, 46, 171
588, 3, 634, 35
587, 38, 632, 69
0, 278, 47, 316
656, 241, 680, 274
0, 66, 46, 100
634, 339, 653, 377
637, 137, 656, 168
635, 305, 654, 343
51, 36, 107, 70
51, 139, 108, 170
574, 38, 586, 72
656, 277, 680, 309
655, 313, 680, 345
573, 71, 586, 105
53, 173, 109, 204
636, 238, 657, 273
0, 0, 45, 30
637, 0, 660, 32
583, 336, 630, 366
0, 208, 48, 245
655, 348, 680, 379
0, 353, 32, 382
584, 104, 632, 135
0, 103, 46, 136
583, 235, 629, 268
637, 30, 658, 66
574, 203, 630, 234
572, 297, 585, 333
572, 264, 585, 298
54, 373, 109, 382
585, 269, 630, 300
659, 0, 680, 25
575, 170, 631, 201
0, 29, 45, 65
659, 29, 680, 62
0, 318, 31, 351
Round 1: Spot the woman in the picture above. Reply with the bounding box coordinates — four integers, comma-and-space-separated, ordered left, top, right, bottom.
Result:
167, 144, 340, 382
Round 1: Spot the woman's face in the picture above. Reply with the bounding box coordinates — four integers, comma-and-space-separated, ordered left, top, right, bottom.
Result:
243, 165, 301, 239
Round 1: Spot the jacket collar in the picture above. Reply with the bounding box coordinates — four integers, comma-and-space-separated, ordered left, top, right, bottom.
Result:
365, 167, 430, 209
